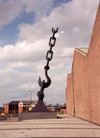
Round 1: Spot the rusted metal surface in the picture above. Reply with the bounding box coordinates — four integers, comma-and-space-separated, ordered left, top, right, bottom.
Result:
30, 28, 58, 112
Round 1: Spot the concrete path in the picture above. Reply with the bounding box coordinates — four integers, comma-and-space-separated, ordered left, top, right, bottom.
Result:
0, 114, 100, 137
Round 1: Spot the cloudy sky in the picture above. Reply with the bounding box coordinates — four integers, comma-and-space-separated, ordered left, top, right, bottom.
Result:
0, 0, 99, 106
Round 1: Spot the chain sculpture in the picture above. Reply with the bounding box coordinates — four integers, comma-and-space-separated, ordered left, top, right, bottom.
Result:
38, 28, 58, 100
30, 28, 58, 112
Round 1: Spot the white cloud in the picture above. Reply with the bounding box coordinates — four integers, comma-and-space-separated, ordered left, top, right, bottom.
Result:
0, 0, 23, 28
0, 0, 54, 28
19, 0, 53, 13
0, 39, 48, 62
18, 0, 99, 47
19, 0, 54, 21
0, 0, 98, 62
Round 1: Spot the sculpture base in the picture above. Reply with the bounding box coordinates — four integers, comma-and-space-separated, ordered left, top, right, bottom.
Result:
18, 99, 57, 121
18, 112, 57, 121
30, 99, 50, 112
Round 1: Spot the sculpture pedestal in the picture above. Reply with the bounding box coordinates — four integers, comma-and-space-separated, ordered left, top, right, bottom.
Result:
18, 99, 57, 121
18, 112, 57, 121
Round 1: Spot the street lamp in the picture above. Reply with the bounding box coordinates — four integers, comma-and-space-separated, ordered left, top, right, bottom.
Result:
28, 90, 34, 106
12, 97, 18, 114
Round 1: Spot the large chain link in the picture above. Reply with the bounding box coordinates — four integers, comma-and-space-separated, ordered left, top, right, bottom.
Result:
45, 28, 58, 71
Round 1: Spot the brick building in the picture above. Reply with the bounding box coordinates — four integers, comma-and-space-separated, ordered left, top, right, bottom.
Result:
18, 101, 37, 113
4, 101, 37, 114
5, 101, 19, 114
66, 2, 100, 125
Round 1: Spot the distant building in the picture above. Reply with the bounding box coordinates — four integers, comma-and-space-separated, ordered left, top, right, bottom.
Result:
0, 107, 4, 113
47, 103, 66, 112
60, 103, 66, 114
4, 101, 37, 114
47, 104, 60, 112
18, 101, 37, 113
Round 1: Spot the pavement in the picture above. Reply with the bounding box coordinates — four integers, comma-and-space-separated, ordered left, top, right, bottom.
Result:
0, 114, 100, 138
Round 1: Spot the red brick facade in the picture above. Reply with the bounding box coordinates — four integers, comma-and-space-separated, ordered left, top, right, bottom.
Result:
66, 2, 100, 125
4, 104, 9, 114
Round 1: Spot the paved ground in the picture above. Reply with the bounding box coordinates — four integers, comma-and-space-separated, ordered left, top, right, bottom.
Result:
0, 114, 100, 138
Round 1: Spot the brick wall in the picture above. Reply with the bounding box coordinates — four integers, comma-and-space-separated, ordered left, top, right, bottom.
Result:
87, 2, 100, 124
73, 50, 91, 120
66, 2, 100, 125
4, 104, 9, 114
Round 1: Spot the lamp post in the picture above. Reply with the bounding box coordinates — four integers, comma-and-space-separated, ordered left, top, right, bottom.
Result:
12, 97, 18, 114
28, 90, 34, 106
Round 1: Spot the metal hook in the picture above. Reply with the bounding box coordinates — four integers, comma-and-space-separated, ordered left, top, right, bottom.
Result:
52, 28, 58, 33
38, 69, 51, 89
